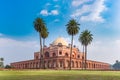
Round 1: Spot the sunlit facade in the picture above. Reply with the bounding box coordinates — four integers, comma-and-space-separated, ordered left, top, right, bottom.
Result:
11, 37, 110, 70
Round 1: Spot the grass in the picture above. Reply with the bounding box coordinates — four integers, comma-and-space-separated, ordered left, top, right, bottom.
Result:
0, 70, 120, 80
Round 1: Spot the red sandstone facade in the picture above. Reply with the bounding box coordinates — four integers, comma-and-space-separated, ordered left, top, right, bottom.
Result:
11, 37, 110, 70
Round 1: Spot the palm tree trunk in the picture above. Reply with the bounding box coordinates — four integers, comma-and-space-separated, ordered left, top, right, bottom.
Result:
82, 45, 84, 70
43, 39, 45, 48
39, 33, 42, 69
43, 38, 45, 69
70, 35, 73, 70
85, 45, 87, 70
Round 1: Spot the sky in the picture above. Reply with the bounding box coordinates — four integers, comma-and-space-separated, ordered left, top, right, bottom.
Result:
0, 0, 120, 65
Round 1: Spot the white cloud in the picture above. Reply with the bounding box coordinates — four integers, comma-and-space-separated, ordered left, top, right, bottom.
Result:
50, 10, 59, 15
0, 37, 39, 65
115, 40, 120, 44
72, 0, 91, 7
71, 0, 107, 22
40, 10, 48, 16
71, 5, 90, 18
40, 10, 59, 16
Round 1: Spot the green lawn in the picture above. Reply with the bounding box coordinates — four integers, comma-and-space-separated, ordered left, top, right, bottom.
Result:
0, 70, 120, 80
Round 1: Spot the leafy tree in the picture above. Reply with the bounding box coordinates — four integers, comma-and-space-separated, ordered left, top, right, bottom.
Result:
66, 19, 80, 70
113, 60, 120, 70
5, 65, 12, 69
79, 30, 93, 69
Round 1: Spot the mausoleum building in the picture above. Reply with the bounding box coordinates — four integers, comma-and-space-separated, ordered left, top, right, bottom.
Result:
11, 37, 110, 70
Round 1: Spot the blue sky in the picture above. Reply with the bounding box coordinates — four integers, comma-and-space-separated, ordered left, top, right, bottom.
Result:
0, 0, 120, 65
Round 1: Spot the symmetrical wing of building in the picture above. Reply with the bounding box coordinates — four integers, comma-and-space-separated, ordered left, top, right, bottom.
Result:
11, 37, 110, 69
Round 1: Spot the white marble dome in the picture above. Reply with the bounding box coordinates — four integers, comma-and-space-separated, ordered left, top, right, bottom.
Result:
52, 37, 68, 46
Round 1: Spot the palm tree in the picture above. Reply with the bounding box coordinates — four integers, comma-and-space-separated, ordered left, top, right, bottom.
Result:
79, 30, 93, 70
41, 27, 49, 48
33, 17, 46, 68
41, 26, 49, 69
79, 33, 85, 70
66, 19, 80, 70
